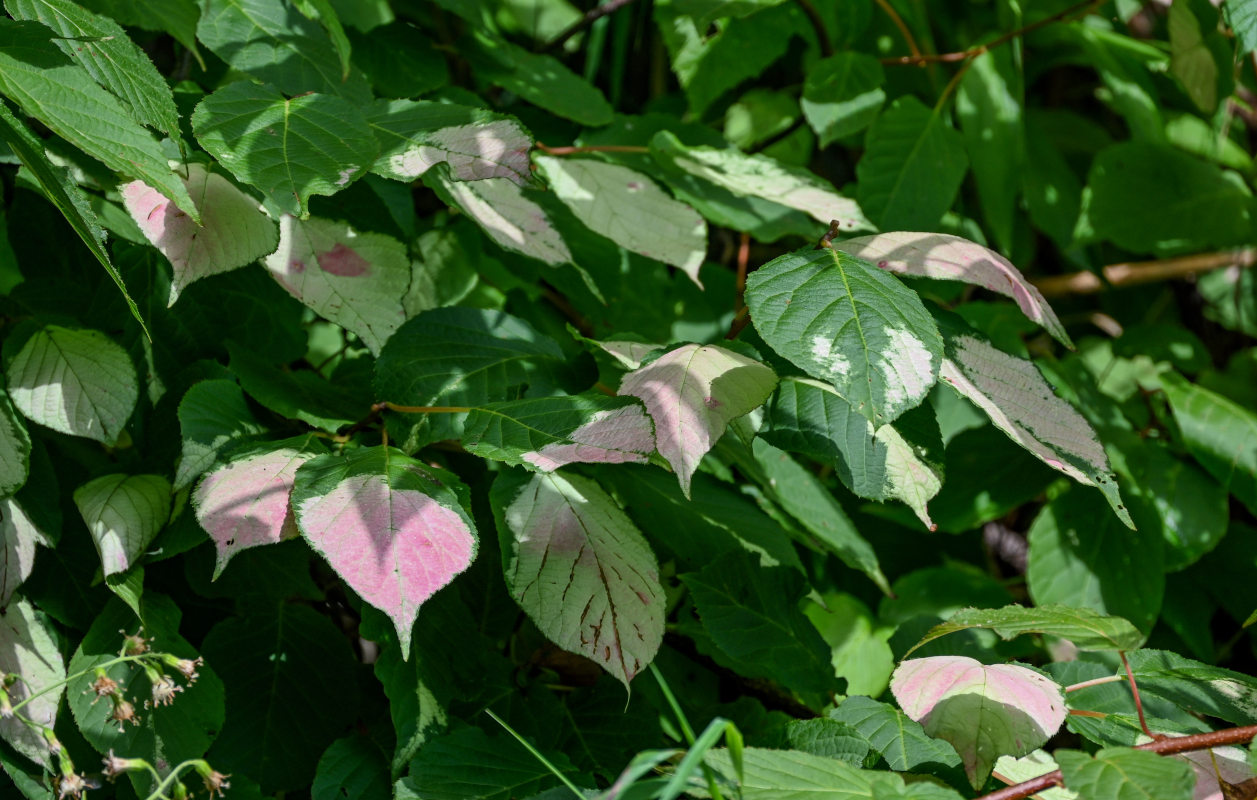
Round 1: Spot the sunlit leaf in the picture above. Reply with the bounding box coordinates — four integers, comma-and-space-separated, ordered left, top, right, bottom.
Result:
174, 379, 267, 491
909, 604, 1146, 655
0, 599, 65, 768
426, 169, 572, 266
368, 99, 532, 185
801, 52, 885, 147
0, 499, 50, 606
74, 473, 171, 576
1160, 372, 1257, 516
1056, 748, 1194, 800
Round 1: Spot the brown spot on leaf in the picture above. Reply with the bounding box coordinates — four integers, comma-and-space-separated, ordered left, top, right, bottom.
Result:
317, 243, 370, 277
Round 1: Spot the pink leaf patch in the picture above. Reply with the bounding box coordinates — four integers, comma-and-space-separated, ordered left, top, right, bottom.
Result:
522, 404, 655, 471
496, 471, 664, 686
193, 447, 317, 577
264, 216, 411, 354
121, 164, 279, 305
836, 232, 1072, 348
619, 344, 777, 496
891, 655, 1067, 788
292, 448, 478, 653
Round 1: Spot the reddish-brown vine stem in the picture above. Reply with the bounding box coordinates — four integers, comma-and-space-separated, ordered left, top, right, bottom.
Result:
1121, 650, 1161, 741
880, 0, 1101, 65
542, 0, 638, 53
874, 0, 924, 63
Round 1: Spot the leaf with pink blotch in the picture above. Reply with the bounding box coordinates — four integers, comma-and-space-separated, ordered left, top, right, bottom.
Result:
491, 469, 665, 686
891, 655, 1067, 789
192, 442, 321, 578
619, 344, 776, 497
121, 163, 279, 305
291, 447, 478, 653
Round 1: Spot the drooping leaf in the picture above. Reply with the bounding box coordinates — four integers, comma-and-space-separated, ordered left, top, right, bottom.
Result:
368, 99, 532, 185
174, 379, 266, 491
891, 656, 1067, 788
0, 599, 65, 768
0, 390, 30, 499
4, 325, 137, 445
193, 444, 319, 577
649, 131, 873, 232
745, 247, 942, 425
834, 232, 1071, 347
937, 326, 1131, 527
491, 469, 665, 686
909, 604, 1146, 655
263, 215, 410, 354
801, 52, 885, 148
1160, 372, 1257, 516
192, 81, 377, 218
856, 96, 968, 231
0, 19, 198, 219
197, 0, 370, 102
426, 169, 572, 266
534, 155, 708, 286
73, 473, 171, 576
0, 499, 50, 606
463, 31, 613, 127
1055, 748, 1194, 800
121, 163, 280, 305
827, 696, 963, 775
463, 394, 654, 471
619, 343, 777, 497
291, 447, 478, 652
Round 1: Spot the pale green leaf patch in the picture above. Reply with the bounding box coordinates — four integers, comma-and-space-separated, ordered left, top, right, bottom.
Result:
0, 498, 51, 606
368, 99, 532, 185
74, 473, 171, 577
428, 169, 571, 266
0, 599, 65, 768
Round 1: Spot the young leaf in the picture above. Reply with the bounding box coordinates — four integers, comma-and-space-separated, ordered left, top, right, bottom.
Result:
0, 499, 50, 605
938, 328, 1132, 527
891, 656, 1067, 788
801, 52, 886, 147
618, 343, 777, 497
827, 696, 963, 774
463, 394, 654, 471
745, 247, 942, 425
426, 169, 572, 266
263, 215, 410, 354
534, 155, 708, 286
0, 599, 65, 768
122, 163, 280, 305
174, 379, 267, 491
73, 473, 171, 576
1160, 372, 1257, 516
368, 99, 533, 185
833, 232, 1072, 348
0, 389, 30, 499
291, 447, 478, 652
193, 444, 319, 577
192, 81, 377, 218
1055, 748, 1194, 800
492, 469, 665, 686
0, 19, 198, 219
909, 604, 1146, 655
4, 325, 137, 445
857, 96, 969, 231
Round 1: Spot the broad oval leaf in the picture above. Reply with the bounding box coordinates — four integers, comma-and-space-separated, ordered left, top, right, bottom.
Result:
938, 329, 1132, 527
534, 155, 708, 286
492, 470, 665, 686
909, 604, 1146, 656
891, 656, 1067, 788
0, 498, 50, 606
292, 447, 478, 652
463, 394, 654, 471
192, 81, 377, 218
1056, 748, 1194, 800
0, 599, 65, 768
619, 343, 777, 497
122, 163, 280, 304
264, 215, 410, 354
427, 169, 572, 266
368, 99, 532, 185
74, 473, 172, 576
801, 52, 886, 147
193, 444, 319, 577
1160, 372, 1257, 516
174, 379, 266, 491
834, 232, 1072, 348
4, 325, 137, 445
0, 389, 30, 498
745, 247, 942, 425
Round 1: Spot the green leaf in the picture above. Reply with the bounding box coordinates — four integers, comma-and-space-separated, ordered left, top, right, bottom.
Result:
1169, 0, 1220, 113
201, 604, 360, 792
192, 81, 377, 218
0, 497, 49, 604
805, 592, 895, 698
76, 0, 200, 56
367, 99, 533, 185
0, 599, 64, 768
73, 473, 171, 576
463, 394, 654, 471
491, 469, 665, 686
673, 0, 790, 28
801, 53, 885, 148
745, 247, 942, 425
426, 169, 572, 266
1086, 141, 1253, 254
3, 325, 137, 445
174, 379, 267, 491
0, 19, 197, 219
1226, 0, 1257, 54
534, 155, 708, 286
396, 726, 582, 800
751, 438, 888, 593
681, 550, 840, 701
464, 31, 612, 127
955, 49, 1023, 252
1056, 748, 1194, 800
856, 95, 969, 231
1022, 110, 1082, 250
197, 0, 370, 102
1126, 648, 1257, 726
228, 344, 365, 432
312, 736, 391, 800
908, 604, 1146, 655
702, 746, 884, 800
785, 718, 872, 765
292, 0, 351, 80
1027, 488, 1165, 633
0, 389, 30, 499
828, 695, 962, 774
1160, 372, 1257, 516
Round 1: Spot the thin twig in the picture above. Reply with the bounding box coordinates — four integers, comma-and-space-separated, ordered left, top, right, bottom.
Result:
1032, 248, 1257, 297
734, 232, 751, 309
796, 0, 834, 57
1121, 650, 1160, 741
881, 0, 1099, 65
376, 402, 472, 414
535, 142, 650, 156
543, 0, 638, 52
875, 0, 924, 62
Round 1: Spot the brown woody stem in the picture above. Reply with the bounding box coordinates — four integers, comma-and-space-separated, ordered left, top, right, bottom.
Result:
1032, 248, 1257, 297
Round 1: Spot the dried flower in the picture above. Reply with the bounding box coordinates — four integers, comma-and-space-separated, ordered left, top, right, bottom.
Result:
202, 769, 231, 798
101, 750, 144, 780
110, 699, 140, 731
89, 671, 120, 704
120, 630, 149, 656
148, 675, 182, 708
56, 771, 87, 799
161, 655, 203, 683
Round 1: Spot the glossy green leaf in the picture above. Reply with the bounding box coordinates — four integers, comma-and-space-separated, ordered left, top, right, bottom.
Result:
1160, 372, 1257, 516
174, 379, 267, 491
293, 0, 351, 80
368, 99, 532, 185
857, 96, 968, 231
463, 394, 654, 470
192, 81, 377, 218
1227, 0, 1257, 54
801, 52, 885, 147
746, 247, 942, 425
909, 604, 1145, 655
1055, 748, 1194, 800
74, 473, 171, 576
